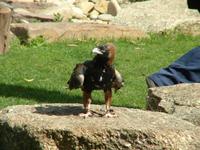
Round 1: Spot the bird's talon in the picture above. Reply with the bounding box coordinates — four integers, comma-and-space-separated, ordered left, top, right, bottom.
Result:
103, 111, 117, 118
79, 111, 93, 118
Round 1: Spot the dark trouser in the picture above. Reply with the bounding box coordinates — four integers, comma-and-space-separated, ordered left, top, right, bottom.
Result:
187, 0, 200, 12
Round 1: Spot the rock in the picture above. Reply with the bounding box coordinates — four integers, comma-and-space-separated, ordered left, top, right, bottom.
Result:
107, 0, 121, 16
1, 104, 200, 149
174, 19, 200, 36
147, 83, 200, 126
76, 1, 94, 15
71, 6, 87, 19
112, 0, 200, 32
11, 1, 74, 22
39, 3, 74, 21
98, 14, 113, 21
13, 8, 54, 22
14, 8, 30, 14
10, 22, 147, 42
94, 0, 109, 14
89, 9, 99, 19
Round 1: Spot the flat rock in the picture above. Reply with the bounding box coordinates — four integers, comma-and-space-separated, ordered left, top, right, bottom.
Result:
10, 22, 147, 42
1, 104, 200, 149
13, 8, 54, 22
112, 0, 200, 33
147, 83, 200, 126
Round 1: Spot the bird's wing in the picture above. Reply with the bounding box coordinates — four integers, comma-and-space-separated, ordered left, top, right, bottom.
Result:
112, 69, 124, 92
67, 63, 86, 90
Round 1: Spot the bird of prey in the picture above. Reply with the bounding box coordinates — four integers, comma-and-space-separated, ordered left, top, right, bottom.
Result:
67, 43, 124, 118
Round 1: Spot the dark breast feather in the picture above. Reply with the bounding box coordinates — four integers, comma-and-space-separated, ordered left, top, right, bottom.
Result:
83, 60, 116, 91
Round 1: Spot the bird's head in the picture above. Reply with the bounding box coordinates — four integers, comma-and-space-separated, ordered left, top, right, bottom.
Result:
92, 43, 116, 65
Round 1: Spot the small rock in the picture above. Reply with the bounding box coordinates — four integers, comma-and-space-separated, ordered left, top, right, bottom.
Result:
39, 3, 73, 21
14, 8, 31, 15
89, 9, 99, 19
76, 1, 94, 15
107, 0, 121, 16
98, 14, 113, 21
94, 0, 109, 14
71, 6, 87, 19
147, 83, 200, 126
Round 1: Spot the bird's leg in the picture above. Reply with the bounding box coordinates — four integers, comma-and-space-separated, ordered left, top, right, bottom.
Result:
104, 89, 117, 118
79, 91, 93, 118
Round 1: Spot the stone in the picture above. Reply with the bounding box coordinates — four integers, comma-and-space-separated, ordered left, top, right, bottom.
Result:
147, 83, 200, 126
71, 6, 87, 19
94, 0, 109, 14
174, 19, 200, 36
10, 22, 147, 43
98, 13, 113, 21
89, 9, 99, 19
1, 104, 200, 149
39, 3, 74, 21
76, 1, 94, 15
13, 8, 54, 22
107, 0, 121, 16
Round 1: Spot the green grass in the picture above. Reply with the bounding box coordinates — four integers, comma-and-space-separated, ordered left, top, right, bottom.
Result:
0, 33, 200, 109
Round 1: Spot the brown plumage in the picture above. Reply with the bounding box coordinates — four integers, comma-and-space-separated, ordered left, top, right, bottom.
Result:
67, 43, 124, 117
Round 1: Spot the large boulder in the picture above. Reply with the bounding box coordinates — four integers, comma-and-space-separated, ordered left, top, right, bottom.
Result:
147, 83, 200, 126
10, 22, 147, 43
76, 1, 94, 15
1, 104, 200, 149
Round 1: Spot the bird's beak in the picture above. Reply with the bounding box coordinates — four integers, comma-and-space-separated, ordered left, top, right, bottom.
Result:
92, 48, 103, 55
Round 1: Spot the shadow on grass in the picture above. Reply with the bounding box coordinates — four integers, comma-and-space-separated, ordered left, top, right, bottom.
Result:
0, 83, 82, 103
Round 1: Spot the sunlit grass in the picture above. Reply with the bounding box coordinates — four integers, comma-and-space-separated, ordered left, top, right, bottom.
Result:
0, 33, 200, 109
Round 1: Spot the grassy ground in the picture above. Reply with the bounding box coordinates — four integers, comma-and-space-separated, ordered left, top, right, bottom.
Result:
0, 33, 200, 110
